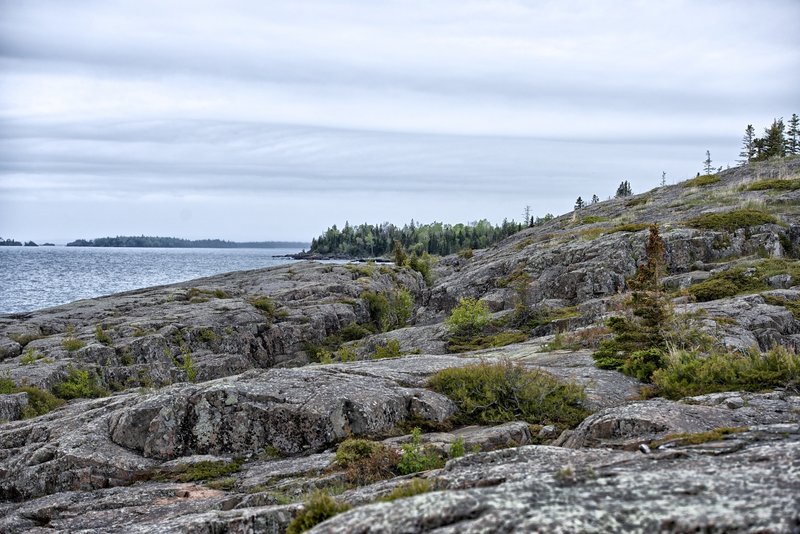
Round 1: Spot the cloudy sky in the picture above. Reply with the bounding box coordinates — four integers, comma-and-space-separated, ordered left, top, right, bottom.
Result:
1, 0, 798, 243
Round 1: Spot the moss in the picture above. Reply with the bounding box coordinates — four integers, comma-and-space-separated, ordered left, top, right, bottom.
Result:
428, 360, 589, 428
683, 174, 721, 187
763, 295, 800, 319
94, 325, 113, 346
53, 368, 109, 400
205, 477, 237, 491
688, 259, 800, 302
687, 208, 777, 232
652, 346, 800, 399
649, 427, 748, 448
380, 478, 433, 502
286, 491, 351, 534
744, 178, 800, 191
580, 215, 609, 224
173, 459, 243, 482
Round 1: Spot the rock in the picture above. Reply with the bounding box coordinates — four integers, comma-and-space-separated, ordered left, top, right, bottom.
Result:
563, 391, 800, 450
725, 396, 745, 409
313, 424, 800, 533
768, 273, 793, 289
0, 392, 28, 421
538, 425, 558, 439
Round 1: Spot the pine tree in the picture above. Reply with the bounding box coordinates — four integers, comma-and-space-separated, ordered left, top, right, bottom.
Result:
615, 180, 632, 198
703, 150, 713, 175
761, 118, 786, 159
739, 124, 756, 164
523, 205, 531, 227
591, 194, 599, 204
660, 171, 666, 187
574, 196, 584, 210
788, 113, 799, 156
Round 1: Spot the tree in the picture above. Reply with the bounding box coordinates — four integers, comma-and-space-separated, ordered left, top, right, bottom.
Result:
574, 196, 584, 211
615, 180, 632, 198
703, 150, 713, 175
759, 118, 786, 160
591, 194, 599, 204
739, 124, 756, 164
788, 113, 799, 156
523, 205, 531, 226
660, 171, 667, 187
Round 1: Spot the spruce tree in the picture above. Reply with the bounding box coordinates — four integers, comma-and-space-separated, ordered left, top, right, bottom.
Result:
574, 196, 584, 210
788, 113, 799, 156
703, 150, 713, 175
761, 118, 786, 159
615, 180, 632, 198
591, 194, 599, 204
739, 125, 756, 164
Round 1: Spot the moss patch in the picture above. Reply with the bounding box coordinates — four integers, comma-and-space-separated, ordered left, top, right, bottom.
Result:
683, 174, 721, 187
744, 178, 800, 191
687, 208, 777, 232
649, 427, 748, 448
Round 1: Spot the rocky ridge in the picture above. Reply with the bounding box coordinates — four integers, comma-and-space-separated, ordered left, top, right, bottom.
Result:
2, 158, 800, 531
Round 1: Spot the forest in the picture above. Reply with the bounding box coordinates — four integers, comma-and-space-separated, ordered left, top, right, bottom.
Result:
65, 236, 308, 249
308, 217, 550, 257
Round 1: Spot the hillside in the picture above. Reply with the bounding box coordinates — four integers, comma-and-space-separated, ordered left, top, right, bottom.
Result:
1, 158, 800, 532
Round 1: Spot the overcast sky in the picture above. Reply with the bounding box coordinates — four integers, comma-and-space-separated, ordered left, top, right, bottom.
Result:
1, 0, 798, 243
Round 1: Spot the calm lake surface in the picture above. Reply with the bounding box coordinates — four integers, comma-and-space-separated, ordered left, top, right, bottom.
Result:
0, 247, 303, 314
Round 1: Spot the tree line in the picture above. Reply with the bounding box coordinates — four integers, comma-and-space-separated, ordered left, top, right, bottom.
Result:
66, 236, 308, 248
739, 113, 799, 163
309, 219, 533, 257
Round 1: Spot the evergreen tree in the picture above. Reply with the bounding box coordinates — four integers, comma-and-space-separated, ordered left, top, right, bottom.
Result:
591, 194, 599, 204
703, 150, 713, 175
739, 124, 756, 164
615, 180, 632, 198
574, 196, 584, 210
759, 118, 786, 160
788, 113, 799, 156
660, 171, 666, 187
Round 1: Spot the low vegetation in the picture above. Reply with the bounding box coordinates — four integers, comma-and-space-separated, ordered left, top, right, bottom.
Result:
0, 375, 65, 418
651, 346, 800, 399
649, 427, 748, 448
397, 427, 446, 475
380, 478, 433, 502
61, 337, 86, 352
94, 325, 113, 346
335, 438, 401, 485
688, 258, 800, 302
286, 491, 351, 534
171, 459, 244, 483
683, 174, 721, 187
53, 367, 109, 399
744, 178, 800, 191
361, 288, 414, 332
687, 208, 777, 233
428, 361, 589, 428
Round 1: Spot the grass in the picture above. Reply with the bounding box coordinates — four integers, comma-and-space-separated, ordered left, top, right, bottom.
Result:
580, 215, 609, 224
20, 347, 50, 365
172, 459, 244, 482
286, 491, 351, 534
744, 178, 800, 191
53, 368, 109, 399
687, 208, 777, 233
195, 328, 217, 343
61, 337, 86, 352
95, 325, 113, 346
608, 222, 649, 234
397, 427, 446, 475
427, 360, 589, 428
625, 194, 651, 207
250, 296, 276, 317
8, 332, 44, 347
651, 346, 800, 399
683, 174, 721, 187
380, 478, 433, 502
446, 330, 528, 353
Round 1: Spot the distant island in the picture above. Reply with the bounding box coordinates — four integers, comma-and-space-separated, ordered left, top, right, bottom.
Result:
66, 236, 309, 249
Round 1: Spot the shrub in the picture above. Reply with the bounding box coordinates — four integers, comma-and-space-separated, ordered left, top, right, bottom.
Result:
687, 259, 800, 302
380, 478, 432, 502
449, 436, 465, 459
652, 346, 800, 399
336, 345, 358, 362
608, 222, 649, 234
649, 427, 748, 448
62, 337, 85, 352
447, 330, 528, 353
687, 209, 777, 232
446, 298, 490, 338
18, 386, 65, 418
745, 178, 800, 191
173, 459, 243, 482
683, 174, 721, 187
340, 322, 373, 341
20, 347, 44, 365
428, 361, 589, 428
361, 289, 414, 332
251, 296, 276, 317
195, 328, 217, 343
53, 368, 109, 400
286, 491, 351, 534
335, 438, 400, 485
373, 339, 403, 359
408, 253, 434, 286
397, 428, 445, 475
94, 325, 113, 346
458, 248, 474, 259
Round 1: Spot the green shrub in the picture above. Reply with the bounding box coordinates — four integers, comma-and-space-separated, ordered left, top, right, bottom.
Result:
61, 337, 86, 352
649, 427, 748, 448
18, 386, 65, 418
428, 361, 589, 428
336, 345, 358, 362
458, 248, 474, 259
195, 328, 217, 343
745, 178, 800, 191
446, 330, 528, 353
446, 298, 490, 338
20, 347, 44, 365
53, 368, 109, 400
625, 194, 651, 207
95, 325, 113, 346
608, 222, 649, 234
652, 346, 800, 399
449, 436, 465, 459
408, 253, 434, 286
687, 259, 800, 302
394, 289, 414, 326
173, 459, 243, 482
684, 174, 721, 187
580, 216, 609, 224
361, 289, 415, 332
251, 296, 276, 317
335, 438, 400, 485
287, 491, 351, 534
0, 374, 15, 393
373, 339, 403, 359
687, 209, 777, 232
621, 348, 665, 382
380, 478, 433, 502
397, 428, 445, 475
340, 322, 373, 341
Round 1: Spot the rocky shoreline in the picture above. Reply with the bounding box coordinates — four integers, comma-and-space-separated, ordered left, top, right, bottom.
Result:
2, 159, 800, 532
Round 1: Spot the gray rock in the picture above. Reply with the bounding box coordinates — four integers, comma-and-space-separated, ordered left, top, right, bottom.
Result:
538, 425, 558, 439
0, 392, 28, 422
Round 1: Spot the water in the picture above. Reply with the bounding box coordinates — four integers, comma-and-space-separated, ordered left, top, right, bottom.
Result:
0, 247, 303, 314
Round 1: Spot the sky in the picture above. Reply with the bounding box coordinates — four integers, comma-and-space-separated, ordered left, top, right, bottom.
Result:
1, 0, 798, 244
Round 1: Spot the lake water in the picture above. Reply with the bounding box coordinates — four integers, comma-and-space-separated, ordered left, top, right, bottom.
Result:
0, 247, 303, 314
